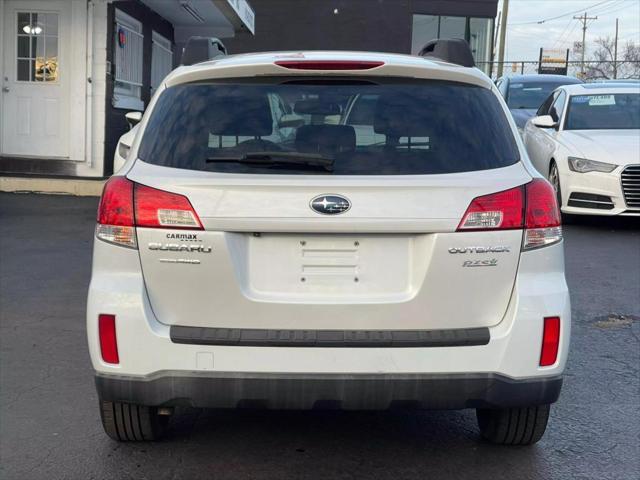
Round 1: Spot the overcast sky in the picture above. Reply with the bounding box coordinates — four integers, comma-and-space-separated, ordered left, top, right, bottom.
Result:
500, 0, 640, 60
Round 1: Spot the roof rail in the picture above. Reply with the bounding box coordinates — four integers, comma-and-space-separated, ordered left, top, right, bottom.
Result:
180, 37, 227, 66
418, 39, 475, 68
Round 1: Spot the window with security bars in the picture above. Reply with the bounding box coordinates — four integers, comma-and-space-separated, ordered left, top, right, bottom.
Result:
113, 9, 144, 110
151, 31, 173, 96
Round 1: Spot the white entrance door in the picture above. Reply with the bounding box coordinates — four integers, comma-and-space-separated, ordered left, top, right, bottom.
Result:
1, 0, 70, 158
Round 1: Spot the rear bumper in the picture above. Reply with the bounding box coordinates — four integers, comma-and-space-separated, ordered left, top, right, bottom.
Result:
95, 372, 563, 410
87, 239, 571, 382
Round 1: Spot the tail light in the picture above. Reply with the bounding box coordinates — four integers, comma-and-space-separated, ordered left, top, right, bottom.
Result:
457, 179, 562, 250
522, 179, 562, 250
96, 177, 136, 248
274, 60, 384, 70
457, 186, 524, 230
96, 176, 203, 249
98, 314, 119, 364
135, 183, 203, 229
539, 316, 561, 366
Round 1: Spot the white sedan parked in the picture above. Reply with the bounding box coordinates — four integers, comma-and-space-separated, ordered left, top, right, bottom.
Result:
523, 83, 640, 216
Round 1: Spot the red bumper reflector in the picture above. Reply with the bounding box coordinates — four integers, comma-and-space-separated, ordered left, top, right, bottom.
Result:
540, 316, 560, 366
274, 60, 384, 70
99, 314, 119, 364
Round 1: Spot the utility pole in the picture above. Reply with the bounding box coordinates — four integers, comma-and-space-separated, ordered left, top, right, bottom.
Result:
573, 12, 598, 77
496, 0, 510, 78
613, 18, 619, 79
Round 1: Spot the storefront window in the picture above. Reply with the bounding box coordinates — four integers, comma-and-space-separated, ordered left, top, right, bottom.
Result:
411, 14, 494, 73
469, 18, 493, 71
16, 12, 58, 82
439, 16, 466, 40
411, 15, 438, 56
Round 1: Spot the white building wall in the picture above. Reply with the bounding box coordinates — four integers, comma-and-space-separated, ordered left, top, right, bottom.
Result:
1, 0, 249, 179
86, 0, 108, 176
0, 0, 107, 177
77, 0, 108, 177
68, 0, 87, 164
0, 0, 5, 147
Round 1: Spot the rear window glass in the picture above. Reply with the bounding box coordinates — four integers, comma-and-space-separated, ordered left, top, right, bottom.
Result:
138, 79, 519, 175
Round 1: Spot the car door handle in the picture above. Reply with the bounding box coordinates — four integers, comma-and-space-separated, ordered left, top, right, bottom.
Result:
2, 87, 9, 92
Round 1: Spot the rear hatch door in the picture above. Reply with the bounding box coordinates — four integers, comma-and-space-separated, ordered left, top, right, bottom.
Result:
129, 75, 528, 331
131, 163, 530, 331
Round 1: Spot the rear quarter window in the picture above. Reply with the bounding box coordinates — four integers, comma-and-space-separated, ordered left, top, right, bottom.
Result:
138, 79, 519, 175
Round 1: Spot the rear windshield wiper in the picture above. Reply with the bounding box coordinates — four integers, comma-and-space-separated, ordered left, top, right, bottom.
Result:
206, 151, 334, 171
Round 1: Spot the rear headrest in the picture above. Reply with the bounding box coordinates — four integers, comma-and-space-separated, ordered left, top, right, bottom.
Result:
373, 94, 436, 137
206, 94, 273, 137
295, 125, 356, 155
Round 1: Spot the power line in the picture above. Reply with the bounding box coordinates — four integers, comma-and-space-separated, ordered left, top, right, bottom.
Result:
591, 2, 638, 17
500, 0, 639, 63
554, 20, 581, 49
508, 0, 639, 28
507, 0, 633, 2
587, 0, 627, 14
618, 31, 640, 40
556, 24, 582, 46
509, 0, 613, 25
552, 18, 577, 49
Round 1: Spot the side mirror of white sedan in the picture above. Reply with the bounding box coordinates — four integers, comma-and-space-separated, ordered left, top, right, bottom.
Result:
531, 114, 558, 129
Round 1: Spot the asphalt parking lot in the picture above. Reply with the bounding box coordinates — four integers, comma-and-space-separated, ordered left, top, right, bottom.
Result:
0, 192, 638, 480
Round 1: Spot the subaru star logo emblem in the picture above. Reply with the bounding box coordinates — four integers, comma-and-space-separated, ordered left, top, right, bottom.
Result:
310, 194, 351, 215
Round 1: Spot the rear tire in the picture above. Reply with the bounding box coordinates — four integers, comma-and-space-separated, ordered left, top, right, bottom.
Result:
99, 400, 168, 441
476, 404, 550, 445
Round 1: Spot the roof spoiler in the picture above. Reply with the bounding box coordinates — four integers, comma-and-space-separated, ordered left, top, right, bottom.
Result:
418, 39, 475, 68
180, 36, 227, 66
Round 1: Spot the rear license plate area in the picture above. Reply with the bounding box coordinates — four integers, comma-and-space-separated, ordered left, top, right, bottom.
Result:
247, 234, 414, 302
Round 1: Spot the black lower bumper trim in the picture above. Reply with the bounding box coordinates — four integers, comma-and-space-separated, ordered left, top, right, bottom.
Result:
170, 326, 490, 348
568, 192, 615, 210
95, 372, 562, 410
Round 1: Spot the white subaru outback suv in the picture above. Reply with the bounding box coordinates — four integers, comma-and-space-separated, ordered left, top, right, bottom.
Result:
88, 42, 570, 445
